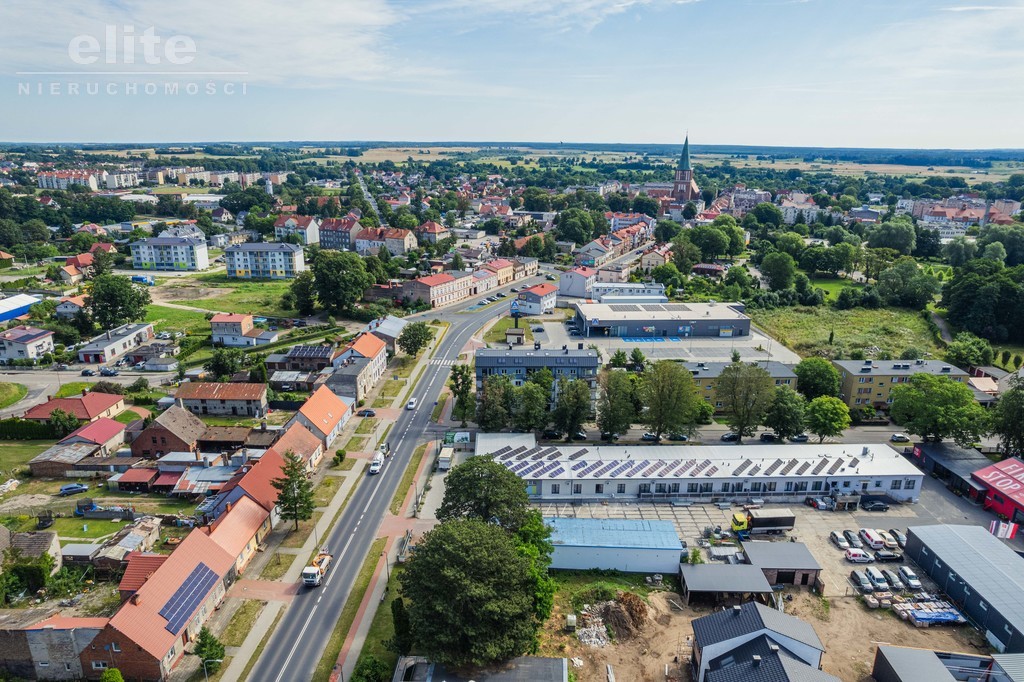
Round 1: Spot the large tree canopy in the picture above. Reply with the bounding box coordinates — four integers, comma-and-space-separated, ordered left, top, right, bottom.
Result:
890, 374, 989, 446
437, 457, 531, 532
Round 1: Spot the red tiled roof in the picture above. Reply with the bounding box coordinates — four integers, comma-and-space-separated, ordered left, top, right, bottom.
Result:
271, 423, 321, 462
66, 253, 94, 268
207, 496, 269, 559
60, 417, 126, 445
154, 471, 182, 487
570, 266, 597, 277
486, 258, 514, 270
210, 313, 251, 324
118, 467, 159, 484
347, 332, 386, 360
417, 220, 447, 234
415, 273, 455, 287
273, 215, 315, 228
521, 283, 557, 297
237, 448, 285, 512
27, 615, 110, 630
89, 243, 116, 253
175, 382, 267, 402
108, 530, 234, 659
118, 552, 169, 595
297, 386, 350, 439
24, 393, 124, 421
60, 295, 87, 308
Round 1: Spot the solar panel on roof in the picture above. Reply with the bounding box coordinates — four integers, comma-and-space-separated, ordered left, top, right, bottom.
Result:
492, 446, 511, 457
609, 462, 632, 477
779, 459, 799, 475
733, 459, 752, 476
811, 459, 829, 475
796, 461, 811, 475
160, 563, 218, 634
704, 465, 719, 477
567, 448, 589, 460
571, 460, 589, 471
536, 463, 558, 477
625, 461, 649, 477
827, 458, 844, 474
287, 345, 333, 358
849, 457, 860, 467
548, 466, 565, 478
677, 460, 696, 475
547, 452, 561, 460
763, 459, 784, 476
748, 465, 760, 476
578, 461, 605, 477
609, 304, 641, 312
509, 461, 532, 475
642, 463, 660, 476
655, 461, 675, 476
520, 462, 544, 476
691, 459, 712, 476
592, 461, 619, 478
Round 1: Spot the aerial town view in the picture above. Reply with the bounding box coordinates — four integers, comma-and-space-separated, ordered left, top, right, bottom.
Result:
1, 2, 1024, 681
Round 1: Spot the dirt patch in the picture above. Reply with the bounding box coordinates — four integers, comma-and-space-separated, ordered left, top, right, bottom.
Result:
153, 284, 232, 302
0, 494, 55, 513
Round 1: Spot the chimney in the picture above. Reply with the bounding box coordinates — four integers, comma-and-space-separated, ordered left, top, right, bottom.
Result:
131, 594, 141, 605
261, 420, 267, 431
752, 655, 762, 667
195, 449, 201, 462
732, 605, 742, 615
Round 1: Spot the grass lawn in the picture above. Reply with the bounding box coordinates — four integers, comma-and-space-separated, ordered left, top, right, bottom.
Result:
114, 408, 148, 424
355, 418, 377, 434
344, 436, 366, 452
380, 381, 403, 398
389, 443, 427, 515
145, 305, 212, 334
332, 457, 357, 471
280, 512, 323, 549
221, 600, 266, 647
804, 276, 864, 301
55, 382, 95, 398
0, 441, 52, 473
260, 553, 297, 581
311, 537, 387, 682
189, 278, 294, 318
391, 355, 418, 379
47, 517, 132, 540
749, 306, 942, 360
0, 383, 27, 410
431, 395, 448, 422
372, 397, 394, 408
483, 315, 534, 345
354, 565, 404, 674
312, 477, 339, 507
200, 412, 295, 428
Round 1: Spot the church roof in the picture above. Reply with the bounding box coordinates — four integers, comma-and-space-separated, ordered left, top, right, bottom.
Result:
679, 135, 692, 171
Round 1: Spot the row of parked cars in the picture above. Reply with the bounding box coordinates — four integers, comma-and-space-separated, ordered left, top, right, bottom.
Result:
850, 565, 922, 593
831, 526, 925, 593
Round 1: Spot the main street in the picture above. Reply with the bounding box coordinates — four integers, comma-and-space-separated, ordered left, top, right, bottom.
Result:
247, 272, 548, 682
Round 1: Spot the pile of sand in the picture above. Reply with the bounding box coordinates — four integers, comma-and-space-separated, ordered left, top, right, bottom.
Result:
602, 592, 650, 641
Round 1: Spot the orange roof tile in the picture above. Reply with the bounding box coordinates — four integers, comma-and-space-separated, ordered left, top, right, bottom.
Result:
118, 552, 169, 594
416, 273, 455, 287
24, 393, 124, 421
298, 386, 350, 437
207, 496, 269, 559
521, 283, 557, 297
27, 615, 110, 630
210, 313, 251, 324
175, 383, 267, 402
347, 332, 386, 360
271, 423, 322, 462
237, 448, 285, 511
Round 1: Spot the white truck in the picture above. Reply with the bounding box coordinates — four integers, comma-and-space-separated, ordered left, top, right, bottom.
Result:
301, 548, 333, 587
369, 452, 385, 475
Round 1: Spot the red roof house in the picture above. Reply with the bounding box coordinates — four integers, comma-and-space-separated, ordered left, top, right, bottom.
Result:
24, 392, 125, 423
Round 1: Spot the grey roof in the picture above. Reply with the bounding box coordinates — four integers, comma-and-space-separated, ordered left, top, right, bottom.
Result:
692, 602, 824, 652
152, 405, 207, 445
225, 242, 302, 253
10, 531, 57, 559
61, 543, 103, 559
681, 564, 773, 594
743, 541, 821, 571
131, 236, 205, 246
546, 518, 681, 550
362, 314, 409, 340
29, 442, 98, 466
874, 646, 956, 682
707, 635, 840, 682
992, 654, 1024, 682
330, 357, 370, 378
833, 359, 969, 377
475, 347, 600, 368
912, 442, 992, 482
685, 361, 796, 380
411, 657, 567, 682
908, 524, 1024, 638
79, 323, 153, 352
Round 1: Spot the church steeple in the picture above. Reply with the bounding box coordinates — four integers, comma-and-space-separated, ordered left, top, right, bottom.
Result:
678, 134, 692, 171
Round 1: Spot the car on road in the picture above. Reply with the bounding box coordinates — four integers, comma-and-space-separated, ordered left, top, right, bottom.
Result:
600, 432, 619, 441
667, 433, 689, 441
542, 429, 563, 439
898, 566, 922, 590
55, 363, 69, 370
134, 362, 147, 370
861, 500, 890, 512
789, 433, 809, 442
720, 432, 739, 442
58, 483, 89, 497
100, 367, 119, 377
850, 569, 874, 593
81, 369, 95, 376
888, 528, 907, 548
533, 326, 544, 332
368, 453, 384, 475
758, 433, 778, 442
641, 432, 661, 442
571, 430, 587, 441
405, 398, 417, 410
356, 409, 376, 418
845, 548, 873, 563
830, 530, 850, 549
545, 274, 557, 281
873, 550, 903, 563
510, 287, 519, 292
495, 292, 507, 298
890, 433, 911, 443
843, 530, 864, 549
157, 332, 172, 340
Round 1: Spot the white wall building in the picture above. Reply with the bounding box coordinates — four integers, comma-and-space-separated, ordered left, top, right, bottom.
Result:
0, 326, 54, 364
546, 518, 683, 574
130, 237, 210, 271
225, 242, 306, 279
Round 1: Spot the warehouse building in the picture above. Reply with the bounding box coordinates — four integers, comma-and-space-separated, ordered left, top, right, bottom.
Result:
572, 301, 751, 339
869, 645, 1023, 682
477, 435, 924, 504
906, 442, 992, 501
904, 524, 1024, 653
679, 564, 774, 606
742, 540, 822, 586
0, 294, 42, 323
546, 517, 683, 574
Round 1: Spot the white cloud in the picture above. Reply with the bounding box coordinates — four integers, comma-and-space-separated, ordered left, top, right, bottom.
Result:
413, 0, 702, 30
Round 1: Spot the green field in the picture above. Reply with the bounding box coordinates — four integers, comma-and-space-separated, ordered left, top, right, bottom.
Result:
114, 409, 147, 425
803, 275, 864, 301
2, 516, 132, 540
750, 306, 942, 360
353, 565, 404, 674
0, 383, 27, 410
484, 316, 534, 345
0, 441, 52, 473
56, 382, 96, 398
145, 305, 212, 334
189, 278, 294, 318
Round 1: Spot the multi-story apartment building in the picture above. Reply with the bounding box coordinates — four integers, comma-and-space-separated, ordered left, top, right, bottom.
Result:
225, 242, 305, 279
105, 172, 142, 189
274, 215, 320, 245
475, 347, 601, 407
516, 283, 557, 315
833, 359, 969, 410
37, 171, 100, 191
683, 361, 797, 412
403, 272, 473, 308
353, 227, 417, 255
319, 216, 361, 251
130, 236, 209, 271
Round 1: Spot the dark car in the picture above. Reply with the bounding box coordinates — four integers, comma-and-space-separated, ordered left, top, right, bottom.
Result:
542, 429, 563, 439
99, 367, 119, 377
667, 433, 689, 441
81, 369, 95, 376
874, 550, 904, 563
720, 432, 739, 442
861, 500, 890, 512
759, 433, 778, 443
600, 432, 620, 441
572, 430, 587, 441
843, 529, 864, 549
533, 326, 544, 332
356, 409, 376, 418
641, 432, 661, 442
888, 528, 908, 549
545, 274, 557, 281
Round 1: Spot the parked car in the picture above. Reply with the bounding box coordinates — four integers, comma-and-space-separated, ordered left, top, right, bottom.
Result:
720, 432, 739, 442
641, 432, 661, 442
861, 500, 890, 512
510, 287, 519, 292
808, 497, 834, 511
134, 362, 147, 370
758, 432, 778, 442
830, 530, 850, 550
888, 529, 908, 549
898, 566, 922, 590
600, 432, 619, 441
881, 569, 905, 591
570, 330, 582, 336
850, 569, 874, 593
843, 530, 864, 549
356, 409, 376, 418
789, 433, 809, 442
80, 369, 95, 376
845, 548, 873, 563
542, 429, 563, 439
545, 274, 557, 281
667, 433, 689, 441
572, 431, 587, 441
55, 363, 69, 370
58, 483, 89, 497
890, 433, 911, 443
865, 566, 889, 590
873, 550, 903, 563
533, 326, 544, 332
99, 367, 119, 377
876, 529, 899, 549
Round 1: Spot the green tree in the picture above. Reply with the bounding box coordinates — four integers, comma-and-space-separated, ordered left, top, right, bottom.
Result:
205, 348, 245, 380
271, 451, 316, 531
249, 356, 268, 384
717, 363, 775, 440
775, 232, 806, 259
750, 202, 784, 228
983, 241, 1008, 263
992, 376, 1024, 458
944, 332, 994, 369
890, 374, 989, 446
389, 597, 414, 656
688, 223, 729, 261
402, 519, 538, 668
762, 386, 806, 440
99, 670, 125, 682
609, 349, 628, 368
311, 250, 373, 313
629, 347, 646, 370
437, 456, 530, 531
476, 375, 511, 432
638, 360, 700, 438
804, 396, 851, 443
793, 357, 841, 400
527, 367, 554, 396
759, 252, 797, 291
596, 370, 635, 437
867, 217, 916, 255
511, 382, 550, 432
671, 234, 703, 273
49, 408, 79, 437
194, 626, 225, 673
552, 378, 591, 439
397, 321, 433, 356
87, 275, 151, 329
449, 364, 475, 427
91, 248, 114, 276
290, 270, 317, 316
351, 656, 391, 682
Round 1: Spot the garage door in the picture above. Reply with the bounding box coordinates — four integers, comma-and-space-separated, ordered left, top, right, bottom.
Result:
777, 571, 795, 584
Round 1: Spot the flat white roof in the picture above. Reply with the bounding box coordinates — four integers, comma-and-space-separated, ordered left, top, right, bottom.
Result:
575, 301, 748, 322
477, 436, 921, 482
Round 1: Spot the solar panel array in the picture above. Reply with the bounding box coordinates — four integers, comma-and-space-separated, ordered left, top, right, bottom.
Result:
704, 465, 719, 477
763, 459, 785, 476
520, 462, 544, 477
691, 459, 712, 477
676, 460, 697, 477
827, 458, 845, 474
535, 462, 560, 477
733, 459, 752, 476
849, 457, 860, 468
160, 563, 218, 634
287, 345, 332, 358
608, 304, 641, 312
509, 461, 533, 475
748, 464, 761, 476
780, 459, 799, 476
625, 460, 650, 477
571, 460, 589, 471
609, 462, 632, 477
812, 458, 830, 475
492, 446, 512, 459
578, 461, 606, 477
567, 449, 590, 460
795, 461, 811, 475
642, 462, 661, 477
548, 466, 565, 478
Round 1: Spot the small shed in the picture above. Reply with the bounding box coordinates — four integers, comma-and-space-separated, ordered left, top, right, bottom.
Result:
546, 517, 683, 574
61, 542, 102, 566
679, 563, 774, 606
116, 467, 158, 493
505, 327, 526, 345
742, 540, 822, 586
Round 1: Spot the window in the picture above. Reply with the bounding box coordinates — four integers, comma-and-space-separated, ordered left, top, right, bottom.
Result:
874, 480, 882, 488
670, 483, 680, 493
639, 483, 651, 494
795, 482, 807, 492
891, 480, 903, 490
766, 482, 777, 492
551, 484, 560, 494
573, 484, 581, 495
784, 482, 794, 492
687, 483, 698, 493
751, 482, 762, 492
111, 643, 121, 653
655, 483, 667, 493
905, 479, 916, 490
811, 481, 822, 492
595, 484, 604, 494
842, 481, 851, 488
617, 483, 625, 494
92, 662, 108, 670
39, 662, 49, 668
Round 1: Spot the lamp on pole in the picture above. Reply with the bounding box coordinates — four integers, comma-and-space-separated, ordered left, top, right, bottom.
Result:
380, 551, 391, 582
202, 658, 223, 682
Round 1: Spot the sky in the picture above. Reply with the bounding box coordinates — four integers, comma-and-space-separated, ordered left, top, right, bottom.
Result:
1, 0, 1023, 148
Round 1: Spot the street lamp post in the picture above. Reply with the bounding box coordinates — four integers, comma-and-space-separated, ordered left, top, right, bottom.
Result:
202, 658, 224, 682
380, 551, 391, 582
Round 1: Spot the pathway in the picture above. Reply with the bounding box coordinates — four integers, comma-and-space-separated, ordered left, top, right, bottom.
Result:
930, 310, 954, 343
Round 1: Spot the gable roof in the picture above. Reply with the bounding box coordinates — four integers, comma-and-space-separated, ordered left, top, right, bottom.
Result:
175, 382, 267, 402
521, 283, 557, 297
297, 386, 350, 437
347, 332, 386, 359
10, 531, 57, 559
706, 634, 839, 682
59, 295, 87, 308
108, 530, 234, 660
417, 220, 448, 234
236, 448, 285, 511
24, 392, 124, 421
118, 552, 169, 594
210, 313, 251, 324
272, 423, 322, 462
692, 601, 824, 652
207, 495, 269, 559
415, 273, 455, 287
60, 417, 126, 446
151, 405, 207, 445
742, 541, 821, 571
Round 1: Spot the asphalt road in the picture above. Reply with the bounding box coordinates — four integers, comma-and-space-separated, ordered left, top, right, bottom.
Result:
247, 274, 548, 682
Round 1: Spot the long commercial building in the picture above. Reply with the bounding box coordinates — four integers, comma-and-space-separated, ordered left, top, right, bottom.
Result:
475, 347, 600, 405
573, 302, 751, 338
476, 434, 923, 503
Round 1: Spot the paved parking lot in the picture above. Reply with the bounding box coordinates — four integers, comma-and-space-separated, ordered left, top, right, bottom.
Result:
537, 475, 1024, 598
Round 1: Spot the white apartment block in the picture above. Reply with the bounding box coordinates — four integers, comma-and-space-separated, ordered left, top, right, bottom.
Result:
131, 237, 210, 271
105, 172, 142, 189
37, 171, 100, 191
225, 242, 306, 279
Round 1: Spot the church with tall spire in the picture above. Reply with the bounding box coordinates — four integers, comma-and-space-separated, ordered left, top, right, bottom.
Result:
671, 134, 701, 203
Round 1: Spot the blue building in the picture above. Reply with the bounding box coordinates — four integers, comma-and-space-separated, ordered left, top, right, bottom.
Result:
0, 294, 42, 323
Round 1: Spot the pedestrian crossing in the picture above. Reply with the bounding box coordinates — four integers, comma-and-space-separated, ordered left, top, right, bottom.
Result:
430, 358, 457, 367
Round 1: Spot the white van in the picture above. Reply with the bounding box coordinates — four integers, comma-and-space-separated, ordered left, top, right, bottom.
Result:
865, 566, 888, 591
369, 452, 385, 475
859, 528, 885, 550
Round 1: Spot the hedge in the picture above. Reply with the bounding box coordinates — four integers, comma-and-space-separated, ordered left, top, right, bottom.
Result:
0, 418, 58, 440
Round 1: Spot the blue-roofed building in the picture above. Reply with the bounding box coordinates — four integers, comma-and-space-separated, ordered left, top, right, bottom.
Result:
0, 294, 41, 323
546, 517, 683, 574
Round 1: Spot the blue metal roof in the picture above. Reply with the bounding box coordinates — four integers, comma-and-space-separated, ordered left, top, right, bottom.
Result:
545, 517, 682, 551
